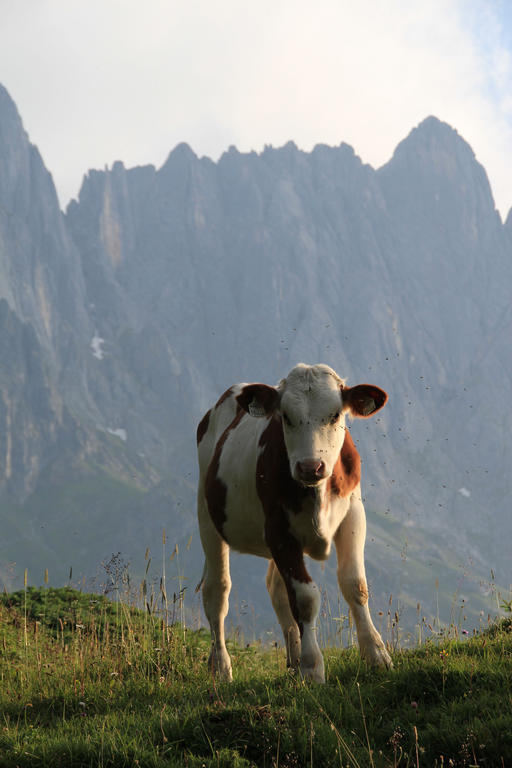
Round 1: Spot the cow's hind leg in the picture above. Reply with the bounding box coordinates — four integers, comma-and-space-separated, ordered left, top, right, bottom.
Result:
334, 495, 392, 669
266, 560, 300, 669
198, 499, 232, 680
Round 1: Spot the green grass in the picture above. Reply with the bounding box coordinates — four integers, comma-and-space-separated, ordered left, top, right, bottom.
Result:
1, 587, 511, 767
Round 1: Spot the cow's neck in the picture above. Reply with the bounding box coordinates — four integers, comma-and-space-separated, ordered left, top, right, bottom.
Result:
286, 476, 336, 560
290, 477, 329, 516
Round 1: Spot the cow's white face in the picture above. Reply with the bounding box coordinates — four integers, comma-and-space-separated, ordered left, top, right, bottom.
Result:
279, 365, 346, 485
236, 363, 388, 487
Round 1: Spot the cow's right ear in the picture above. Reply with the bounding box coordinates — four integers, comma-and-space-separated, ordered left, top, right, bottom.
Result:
236, 384, 280, 418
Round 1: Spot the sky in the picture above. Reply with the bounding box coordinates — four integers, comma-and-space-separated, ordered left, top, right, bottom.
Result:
1, 0, 512, 217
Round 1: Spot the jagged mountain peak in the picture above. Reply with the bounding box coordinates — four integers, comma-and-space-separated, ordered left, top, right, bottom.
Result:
410, 114, 466, 138
265, 139, 300, 155
379, 115, 497, 221
391, 115, 475, 161
161, 141, 198, 171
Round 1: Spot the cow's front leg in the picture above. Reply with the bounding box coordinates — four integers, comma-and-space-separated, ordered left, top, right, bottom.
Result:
266, 559, 301, 669
198, 498, 233, 680
270, 538, 325, 683
334, 493, 392, 669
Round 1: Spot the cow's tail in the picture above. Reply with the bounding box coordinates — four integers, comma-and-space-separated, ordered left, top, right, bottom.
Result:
195, 561, 206, 593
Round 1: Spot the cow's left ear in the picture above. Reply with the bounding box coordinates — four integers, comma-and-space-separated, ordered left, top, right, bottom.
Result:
236, 383, 280, 418
342, 384, 388, 418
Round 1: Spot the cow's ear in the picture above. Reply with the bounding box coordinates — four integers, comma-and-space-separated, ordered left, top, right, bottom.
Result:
342, 384, 388, 418
236, 383, 280, 418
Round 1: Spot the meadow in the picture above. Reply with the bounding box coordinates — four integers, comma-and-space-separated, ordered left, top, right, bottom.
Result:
1, 582, 511, 767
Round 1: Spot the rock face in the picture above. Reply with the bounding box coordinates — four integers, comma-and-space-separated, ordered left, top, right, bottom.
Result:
0, 84, 88, 500
0, 84, 510, 629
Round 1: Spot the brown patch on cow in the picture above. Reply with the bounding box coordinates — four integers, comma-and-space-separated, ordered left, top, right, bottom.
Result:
328, 430, 362, 499
196, 409, 211, 444
265, 512, 312, 634
271, 547, 311, 635
256, 416, 317, 515
256, 416, 313, 632
205, 409, 245, 540
265, 520, 312, 586
215, 387, 234, 409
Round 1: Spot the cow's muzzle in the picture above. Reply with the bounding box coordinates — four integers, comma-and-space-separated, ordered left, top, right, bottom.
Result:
295, 459, 327, 485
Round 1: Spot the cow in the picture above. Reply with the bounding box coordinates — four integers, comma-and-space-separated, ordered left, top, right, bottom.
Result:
196, 363, 392, 682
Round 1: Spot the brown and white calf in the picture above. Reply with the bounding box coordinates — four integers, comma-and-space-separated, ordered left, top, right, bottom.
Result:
196, 363, 392, 682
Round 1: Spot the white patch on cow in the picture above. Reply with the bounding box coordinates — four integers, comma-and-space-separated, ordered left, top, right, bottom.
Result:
458, 487, 471, 498
219, 415, 270, 557
291, 578, 324, 682
90, 334, 106, 360
107, 427, 127, 442
291, 578, 321, 624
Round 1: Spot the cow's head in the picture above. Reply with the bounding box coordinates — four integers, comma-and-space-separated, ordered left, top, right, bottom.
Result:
236, 363, 387, 486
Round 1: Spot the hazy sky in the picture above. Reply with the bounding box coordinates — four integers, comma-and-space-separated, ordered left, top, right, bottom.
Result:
1, 0, 511, 216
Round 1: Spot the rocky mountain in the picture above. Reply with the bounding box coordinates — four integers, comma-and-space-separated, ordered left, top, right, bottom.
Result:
0, 83, 510, 635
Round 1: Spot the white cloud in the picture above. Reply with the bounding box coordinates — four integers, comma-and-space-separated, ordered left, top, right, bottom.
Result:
0, 0, 511, 215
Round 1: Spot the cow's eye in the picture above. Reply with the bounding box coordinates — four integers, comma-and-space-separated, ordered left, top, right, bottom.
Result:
282, 412, 292, 427
330, 411, 341, 425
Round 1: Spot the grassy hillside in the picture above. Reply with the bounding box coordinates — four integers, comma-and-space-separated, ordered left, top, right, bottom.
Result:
1, 587, 511, 766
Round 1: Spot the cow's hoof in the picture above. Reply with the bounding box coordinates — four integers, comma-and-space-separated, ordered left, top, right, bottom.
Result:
208, 651, 233, 681
363, 644, 393, 669
300, 666, 326, 683
300, 655, 325, 683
